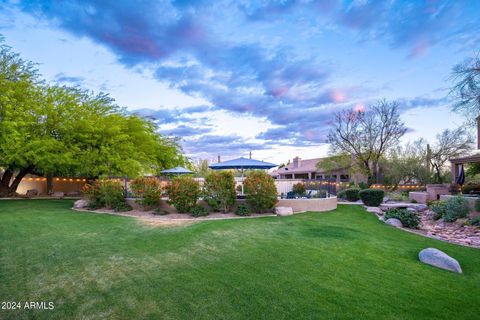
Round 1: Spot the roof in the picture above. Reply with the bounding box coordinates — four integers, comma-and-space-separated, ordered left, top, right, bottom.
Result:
450, 153, 480, 164
272, 157, 349, 175
209, 157, 277, 169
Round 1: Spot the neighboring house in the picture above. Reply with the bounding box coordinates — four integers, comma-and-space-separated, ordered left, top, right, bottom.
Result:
271, 156, 366, 184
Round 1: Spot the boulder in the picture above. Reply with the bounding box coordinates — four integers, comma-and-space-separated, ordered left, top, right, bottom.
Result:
73, 199, 89, 209
418, 248, 462, 273
52, 191, 64, 198
385, 218, 403, 228
275, 207, 293, 216
366, 207, 383, 215
26, 189, 38, 197
380, 203, 428, 212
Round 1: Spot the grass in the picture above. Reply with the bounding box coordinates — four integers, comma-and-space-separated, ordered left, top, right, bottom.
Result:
1, 200, 479, 320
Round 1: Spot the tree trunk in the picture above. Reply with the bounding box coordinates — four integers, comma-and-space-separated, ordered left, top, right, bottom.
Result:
47, 174, 53, 195
0, 165, 34, 197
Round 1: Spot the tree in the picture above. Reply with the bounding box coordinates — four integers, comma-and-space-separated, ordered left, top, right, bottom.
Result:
193, 159, 212, 178
450, 53, 480, 124
327, 100, 407, 184
0, 41, 186, 196
381, 139, 431, 186
428, 128, 473, 183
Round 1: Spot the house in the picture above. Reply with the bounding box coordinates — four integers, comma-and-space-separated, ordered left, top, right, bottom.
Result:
271, 156, 366, 184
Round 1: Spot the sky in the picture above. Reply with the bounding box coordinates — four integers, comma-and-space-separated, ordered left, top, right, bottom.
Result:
1, 0, 478, 165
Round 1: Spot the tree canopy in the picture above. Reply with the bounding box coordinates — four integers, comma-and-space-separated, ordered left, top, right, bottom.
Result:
0, 41, 186, 196
451, 53, 480, 124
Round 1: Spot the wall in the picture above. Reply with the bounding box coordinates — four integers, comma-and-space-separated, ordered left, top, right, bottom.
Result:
16, 176, 87, 195
274, 179, 305, 195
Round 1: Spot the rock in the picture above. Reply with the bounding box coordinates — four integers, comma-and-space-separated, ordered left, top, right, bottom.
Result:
406, 207, 418, 213
52, 191, 64, 198
275, 207, 293, 216
73, 199, 89, 209
418, 248, 462, 273
26, 189, 38, 196
366, 207, 383, 215
66, 191, 81, 196
380, 203, 428, 212
385, 218, 403, 228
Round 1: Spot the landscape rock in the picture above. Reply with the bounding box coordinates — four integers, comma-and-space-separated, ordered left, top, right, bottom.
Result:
380, 203, 428, 212
52, 191, 64, 198
385, 218, 403, 228
26, 189, 38, 197
366, 207, 383, 215
73, 199, 89, 209
418, 248, 462, 273
275, 207, 293, 216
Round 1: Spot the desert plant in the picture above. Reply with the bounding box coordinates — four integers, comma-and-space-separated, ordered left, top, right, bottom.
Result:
443, 196, 469, 222
384, 208, 420, 228
344, 188, 360, 202
429, 200, 446, 220
235, 203, 250, 216
467, 216, 480, 226
203, 171, 236, 212
244, 171, 278, 213
166, 176, 201, 213
82, 179, 125, 210
292, 183, 306, 196
129, 177, 162, 209
191, 205, 209, 217
359, 189, 385, 207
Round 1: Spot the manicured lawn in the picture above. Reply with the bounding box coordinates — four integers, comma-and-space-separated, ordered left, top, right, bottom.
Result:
1, 200, 479, 319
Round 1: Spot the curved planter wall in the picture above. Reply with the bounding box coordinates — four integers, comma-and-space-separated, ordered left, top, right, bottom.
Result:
276, 197, 337, 213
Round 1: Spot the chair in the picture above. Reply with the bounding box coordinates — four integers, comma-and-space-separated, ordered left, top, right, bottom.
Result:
286, 191, 295, 199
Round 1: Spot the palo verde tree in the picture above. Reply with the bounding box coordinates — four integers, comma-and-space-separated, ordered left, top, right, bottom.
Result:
0, 41, 186, 196
327, 100, 407, 184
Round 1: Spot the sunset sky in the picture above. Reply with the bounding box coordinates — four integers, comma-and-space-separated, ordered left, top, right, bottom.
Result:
1, 0, 478, 164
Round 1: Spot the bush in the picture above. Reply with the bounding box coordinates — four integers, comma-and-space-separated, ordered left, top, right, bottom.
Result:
358, 182, 368, 190
203, 171, 236, 212
476, 199, 480, 212
337, 189, 347, 200
344, 188, 360, 202
115, 202, 133, 212
292, 183, 306, 196
429, 200, 446, 220
313, 189, 328, 198
443, 196, 469, 222
129, 177, 162, 209
359, 189, 384, 207
384, 208, 420, 228
153, 207, 169, 215
462, 181, 480, 195
235, 203, 250, 216
82, 179, 125, 210
244, 171, 278, 213
467, 216, 480, 226
166, 176, 201, 213
191, 205, 209, 217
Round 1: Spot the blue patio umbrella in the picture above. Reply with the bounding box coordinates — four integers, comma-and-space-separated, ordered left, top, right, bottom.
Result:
455, 164, 465, 186
160, 166, 193, 175
209, 157, 277, 194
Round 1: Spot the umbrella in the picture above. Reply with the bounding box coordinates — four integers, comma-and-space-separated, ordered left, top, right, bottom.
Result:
160, 166, 193, 175
209, 157, 277, 194
455, 164, 465, 186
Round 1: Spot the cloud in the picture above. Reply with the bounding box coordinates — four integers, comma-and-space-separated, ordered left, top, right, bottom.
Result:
54, 73, 85, 86
159, 124, 211, 137
183, 134, 272, 157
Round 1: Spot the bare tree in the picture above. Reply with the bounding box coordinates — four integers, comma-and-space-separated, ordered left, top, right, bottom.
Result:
429, 128, 473, 183
450, 53, 480, 125
327, 100, 407, 184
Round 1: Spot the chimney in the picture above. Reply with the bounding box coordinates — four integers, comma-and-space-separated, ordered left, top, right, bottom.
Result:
249, 151, 252, 159
477, 116, 480, 149
293, 156, 301, 168
218, 155, 221, 163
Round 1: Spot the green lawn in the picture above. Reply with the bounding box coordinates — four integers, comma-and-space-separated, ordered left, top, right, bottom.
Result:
1, 200, 479, 319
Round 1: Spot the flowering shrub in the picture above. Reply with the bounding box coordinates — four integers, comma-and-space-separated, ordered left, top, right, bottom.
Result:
82, 179, 125, 210
292, 183, 306, 196
244, 171, 278, 213
166, 176, 200, 213
129, 177, 162, 209
203, 171, 236, 212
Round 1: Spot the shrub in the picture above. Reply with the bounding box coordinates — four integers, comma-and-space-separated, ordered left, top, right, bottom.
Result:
462, 181, 480, 195
292, 183, 306, 196
358, 182, 368, 190
191, 205, 209, 217
129, 177, 162, 209
82, 179, 125, 210
235, 203, 250, 216
313, 189, 328, 198
476, 199, 480, 212
153, 207, 169, 215
244, 171, 278, 213
337, 189, 347, 200
443, 196, 469, 222
344, 188, 360, 202
166, 176, 201, 213
467, 216, 480, 226
429, 200, 446, 220
115, 202, 133, 212
359, 189, 384, 207
203, 171, 236, 212
384, 208, 420, 228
